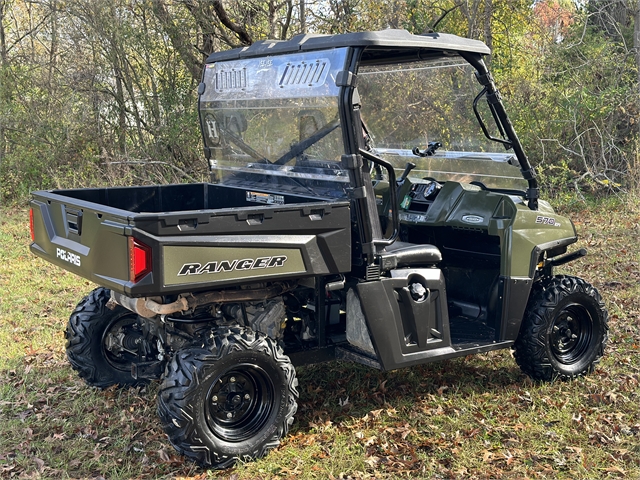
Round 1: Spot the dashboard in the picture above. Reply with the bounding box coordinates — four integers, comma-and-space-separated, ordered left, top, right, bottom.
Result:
398, 180, 442, 224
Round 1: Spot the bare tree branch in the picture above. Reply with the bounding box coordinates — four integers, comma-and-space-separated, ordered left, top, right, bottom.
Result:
102, 159, 200, 183
280, 0, 293, 39
429, 3, 463, 33
151, 0, 202, 81
212, 0, 253, 45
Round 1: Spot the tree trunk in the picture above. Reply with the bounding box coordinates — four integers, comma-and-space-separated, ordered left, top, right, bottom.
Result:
48, 0, 57, 91
140, 8, 161, 130
0, 0, 7, 164
114, 66, 127, 155
300, 0, 306, 33
635, 0, 640, 191
635, 0, 640, 90
460, 0, 482, 39
211, 0, 253, 45
0, 0, 7, 65
484, 0, 493, 64
152, 0, 203, 82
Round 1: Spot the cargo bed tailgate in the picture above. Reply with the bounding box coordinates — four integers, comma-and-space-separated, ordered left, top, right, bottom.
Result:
30, 192, 134, 292
30, 189, 351, 296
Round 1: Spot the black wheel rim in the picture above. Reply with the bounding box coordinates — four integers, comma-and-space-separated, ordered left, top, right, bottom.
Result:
205, 364, 275, 442
101, 314, 150, 373
550, 303, 593, 364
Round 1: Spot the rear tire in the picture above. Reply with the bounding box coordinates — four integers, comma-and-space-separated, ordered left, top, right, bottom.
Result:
157, 326, 298, 468
66, 287, 158, 388
513, 275, 608, 381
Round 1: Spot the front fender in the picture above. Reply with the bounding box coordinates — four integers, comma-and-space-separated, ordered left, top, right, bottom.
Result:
508, 205, 577, 278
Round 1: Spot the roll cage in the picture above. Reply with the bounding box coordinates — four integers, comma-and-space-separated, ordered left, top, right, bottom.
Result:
200, 30, 540, 264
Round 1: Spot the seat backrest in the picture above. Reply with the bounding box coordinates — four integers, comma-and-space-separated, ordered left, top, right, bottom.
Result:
378, 242, 442, 271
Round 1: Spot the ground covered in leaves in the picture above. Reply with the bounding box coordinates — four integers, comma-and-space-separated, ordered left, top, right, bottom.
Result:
1, 197, 639, 479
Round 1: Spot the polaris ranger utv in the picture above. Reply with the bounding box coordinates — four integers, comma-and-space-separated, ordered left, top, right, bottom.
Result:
29, 29, 608, 468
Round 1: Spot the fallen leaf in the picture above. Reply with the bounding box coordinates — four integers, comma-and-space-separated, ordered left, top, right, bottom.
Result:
34, 457, 44, 472
378, 380, 388, 393
365, 455, 380, 467
605, 466, 626, 475
157, 449, 171, 462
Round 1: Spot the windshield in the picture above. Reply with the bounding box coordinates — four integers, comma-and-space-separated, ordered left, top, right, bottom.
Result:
358, 57, 527, 190
200, 48, 349, 200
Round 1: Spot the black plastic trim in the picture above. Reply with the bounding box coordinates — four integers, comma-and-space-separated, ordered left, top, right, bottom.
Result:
339, 48, 381, 265
356, 269, 453, 370
288, 345, 337, 366
529, 236, 578, 278
499, 276, 533, 341
205, 30, 491, 64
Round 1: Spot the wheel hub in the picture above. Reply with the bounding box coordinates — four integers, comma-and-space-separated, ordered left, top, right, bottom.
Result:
550, 305, 593, 364
102, 315, 159, 372
209, 373, 254, 420
205, 364, 274, 442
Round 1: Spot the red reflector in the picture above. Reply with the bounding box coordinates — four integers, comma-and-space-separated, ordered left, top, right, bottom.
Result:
129, 237, 152, 283
29, 208, 35, 242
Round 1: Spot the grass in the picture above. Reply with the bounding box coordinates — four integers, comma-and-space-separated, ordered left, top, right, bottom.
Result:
0, 197, 639, 479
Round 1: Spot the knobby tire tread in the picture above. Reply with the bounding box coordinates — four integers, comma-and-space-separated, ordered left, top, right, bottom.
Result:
157, 326, 298, 468
66, 287, 145, 388
513, 275, 608, 381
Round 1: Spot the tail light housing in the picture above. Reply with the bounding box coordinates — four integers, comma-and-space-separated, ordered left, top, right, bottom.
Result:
129, 237, 152, 283
29, 208, 35, 242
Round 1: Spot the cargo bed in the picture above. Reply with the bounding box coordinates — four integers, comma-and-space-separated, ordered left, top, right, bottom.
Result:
30, 183, 351, 296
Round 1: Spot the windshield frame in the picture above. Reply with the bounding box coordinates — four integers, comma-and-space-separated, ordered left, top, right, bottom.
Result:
354, 53, 527, 192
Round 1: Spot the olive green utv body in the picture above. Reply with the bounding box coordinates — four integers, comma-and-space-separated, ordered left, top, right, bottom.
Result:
30, 29, 607, 468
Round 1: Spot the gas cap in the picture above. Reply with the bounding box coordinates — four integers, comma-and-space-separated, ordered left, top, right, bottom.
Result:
410, 282, 427, 302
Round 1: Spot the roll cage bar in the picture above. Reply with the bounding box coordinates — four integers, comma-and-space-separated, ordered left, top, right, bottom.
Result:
460, 52, 539, 210
200, 31, 541, 264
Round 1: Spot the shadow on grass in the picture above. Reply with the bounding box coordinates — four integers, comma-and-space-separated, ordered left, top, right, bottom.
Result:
293, 352, 525, 430
3, 342, 637, 479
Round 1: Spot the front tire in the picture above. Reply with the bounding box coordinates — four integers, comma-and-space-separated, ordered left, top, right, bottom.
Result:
513, 275, 608, 381
157, 326, 298, 468
66, 287, 159, 388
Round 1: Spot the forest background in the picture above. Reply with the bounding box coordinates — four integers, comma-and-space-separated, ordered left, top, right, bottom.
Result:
1, 0, 640, 203
1, 2, 640, 479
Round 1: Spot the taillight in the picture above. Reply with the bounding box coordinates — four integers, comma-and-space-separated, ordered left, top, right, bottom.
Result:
29, 208, 35, 242
129, 237, 152, 283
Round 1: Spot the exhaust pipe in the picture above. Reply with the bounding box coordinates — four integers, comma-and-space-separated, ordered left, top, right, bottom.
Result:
108, 281, 297, 318
108, 292, 189, 318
